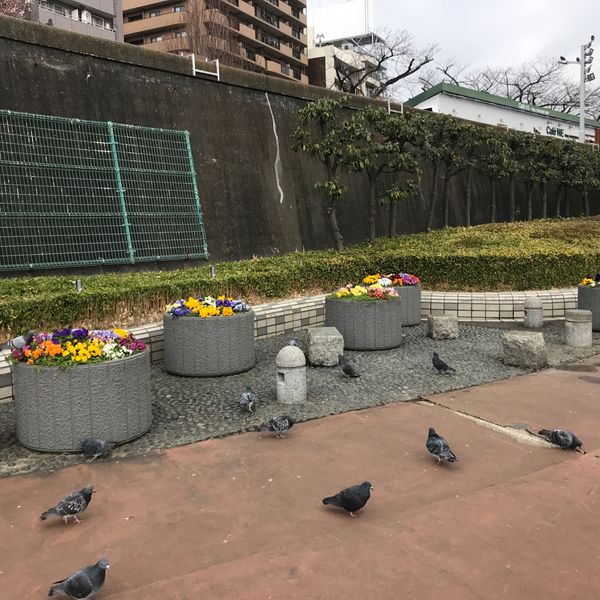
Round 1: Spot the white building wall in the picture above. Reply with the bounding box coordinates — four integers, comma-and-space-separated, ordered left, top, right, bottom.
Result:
416, 93, 596, 143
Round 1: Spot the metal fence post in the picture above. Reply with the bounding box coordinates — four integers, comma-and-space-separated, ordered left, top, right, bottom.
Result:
107, 121, 135, 263
184, 130, 208, 259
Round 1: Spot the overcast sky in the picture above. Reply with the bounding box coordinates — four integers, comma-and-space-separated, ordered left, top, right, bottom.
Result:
308, 0, 599, 75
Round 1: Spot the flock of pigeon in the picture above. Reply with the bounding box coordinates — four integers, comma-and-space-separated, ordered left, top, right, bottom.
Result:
15, 335, 583, 598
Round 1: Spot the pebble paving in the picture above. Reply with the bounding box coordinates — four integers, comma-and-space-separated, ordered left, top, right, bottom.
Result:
1, 320, 599, 477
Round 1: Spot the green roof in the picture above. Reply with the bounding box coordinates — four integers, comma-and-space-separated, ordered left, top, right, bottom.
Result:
405, 82, 600, 128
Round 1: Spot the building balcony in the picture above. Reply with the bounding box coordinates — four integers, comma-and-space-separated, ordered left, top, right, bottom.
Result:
202, 7, 228, 27
124, 0, 175, 12
253, 0, 304, 27
124, 9, 185, 35
135, 35, 188, 53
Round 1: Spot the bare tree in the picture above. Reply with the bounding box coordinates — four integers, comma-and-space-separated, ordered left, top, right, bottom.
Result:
332, 29, 437, 98
418, 58, 600, 119
0, 0, 32, 18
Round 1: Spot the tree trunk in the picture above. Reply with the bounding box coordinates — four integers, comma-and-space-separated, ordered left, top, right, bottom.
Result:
556, 185, 562, 217
389, 199, 397, 237
328, 199, 344, 251
509, 177, 516, 222
565, 186, 570, 217
442, 167, 450, 228
490, 179, 497, 223
584, 190, 590, 216
541, 181, 547, 218
426, 162, 438, 231
367, 171, 377, 242
465, 166, 473, 227
526, 183, 533, 221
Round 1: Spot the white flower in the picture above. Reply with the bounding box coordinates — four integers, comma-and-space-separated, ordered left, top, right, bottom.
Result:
378, 277, 392, 287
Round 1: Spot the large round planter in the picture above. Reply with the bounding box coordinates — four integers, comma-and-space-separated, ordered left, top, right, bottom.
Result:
396, 285, 422, 326
163, 309, 255, 376
325, 297, 403, 350
577, 285, 600, 331
13, 350, 152, 453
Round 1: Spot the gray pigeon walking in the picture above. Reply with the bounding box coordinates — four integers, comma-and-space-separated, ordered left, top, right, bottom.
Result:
1, 330, 35, 351
40, 485, 95, 524
432, 352, 456, 374
48, 559, 109, 598
239, 386, 257, 413
338, 354, 360, 378
80, 438, 115, 461
426, 427, 458, 463
261, 415, 295, 438
538, 428, 583, 451
322, 481, 373, 517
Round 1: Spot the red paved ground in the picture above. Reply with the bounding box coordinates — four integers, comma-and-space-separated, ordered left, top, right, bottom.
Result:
1, 366, 600, 599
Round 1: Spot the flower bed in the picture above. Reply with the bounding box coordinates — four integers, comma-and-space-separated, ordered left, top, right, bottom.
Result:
326, 282, 403, 350
363, 273, 422, 326
163, 295, 255, 376
578, 275, 600, 330
11, 328, 151, 452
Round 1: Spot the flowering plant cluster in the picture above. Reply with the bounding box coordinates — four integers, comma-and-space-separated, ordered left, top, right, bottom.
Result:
9, 328, 146, 367
580, 274, 600, 287
333, 283, 398, 301
166, 295, 250, 318
363, 273, 420, 287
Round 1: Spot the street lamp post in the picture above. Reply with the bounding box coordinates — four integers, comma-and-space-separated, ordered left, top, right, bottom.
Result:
559, 35, 595, 143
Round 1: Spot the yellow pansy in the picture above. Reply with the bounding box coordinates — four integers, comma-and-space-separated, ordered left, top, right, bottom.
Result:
222, 307, 233, 316
113, 328, 128, 339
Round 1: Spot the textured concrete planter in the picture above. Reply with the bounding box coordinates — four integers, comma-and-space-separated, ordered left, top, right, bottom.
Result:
396, 285, 422, 326
577, 285, 600, 331
13, 350, 152, 453
163, 310, 255, 376
325, 297, 403, 350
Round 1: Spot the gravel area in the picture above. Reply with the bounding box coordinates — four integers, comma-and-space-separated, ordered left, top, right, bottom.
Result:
1, 320, 600, 478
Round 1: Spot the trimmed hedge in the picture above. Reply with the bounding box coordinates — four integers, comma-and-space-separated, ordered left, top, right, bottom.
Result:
1, 218, 599, 336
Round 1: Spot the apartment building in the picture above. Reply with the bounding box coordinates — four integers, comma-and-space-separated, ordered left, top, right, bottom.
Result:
31, 0, 123, 41
123, 0, 308, 84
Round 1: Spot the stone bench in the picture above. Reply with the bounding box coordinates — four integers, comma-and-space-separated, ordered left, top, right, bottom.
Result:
502, 331, 547, 369
427, 314, 459, 340
307, 326, 344, 366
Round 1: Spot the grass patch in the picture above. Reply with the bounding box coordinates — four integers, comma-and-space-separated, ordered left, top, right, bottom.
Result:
1, 217, 598, 337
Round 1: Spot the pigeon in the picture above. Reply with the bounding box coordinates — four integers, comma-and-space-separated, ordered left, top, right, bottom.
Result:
538, 428, 583, 451
48, 559, 109, 599
261, 415, 295, 438
80, 438, 115, 461
338, 354, 360, 378
432, 352, 456, 374
239, 386, 257, 413
426, 427, 458, 463
0, 330, 35, 351
322, 481, 373, 518
40, 485, 95, 524
288, 338, 299, 346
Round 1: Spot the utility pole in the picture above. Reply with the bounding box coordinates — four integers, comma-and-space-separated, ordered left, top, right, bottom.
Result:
559, 35, 595, 143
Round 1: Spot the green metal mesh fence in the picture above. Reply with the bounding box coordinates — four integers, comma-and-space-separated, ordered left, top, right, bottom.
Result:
0, 110, 208, 271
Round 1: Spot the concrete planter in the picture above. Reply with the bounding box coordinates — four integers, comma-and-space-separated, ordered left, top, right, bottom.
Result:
13, 350, 152, 453
163, 309, 255, 376
577, 285, 600, 331
325, 297, 403, 350
395, 285, 422, 326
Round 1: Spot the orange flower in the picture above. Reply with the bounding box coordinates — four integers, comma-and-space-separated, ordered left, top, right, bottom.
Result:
33, 348, 42, 359
24, 349, 32, 358
221, 307, 233, 316
27, 359, 33, 364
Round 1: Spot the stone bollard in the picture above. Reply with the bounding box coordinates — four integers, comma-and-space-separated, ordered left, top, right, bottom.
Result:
523, 296, 544, 329
276, 345, 306, 404
564, 309, 592, 347
502, 331, 547, 369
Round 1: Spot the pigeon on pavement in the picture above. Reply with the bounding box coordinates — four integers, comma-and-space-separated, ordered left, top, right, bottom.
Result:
239, 386, 257, 413
80, 438, 115, 461
322, 481, 374, 517
40, 485, 95, 524
48, 559, 110, 599
261, 415, 295, 438
288, 338, 299, 347
338, 354, 360, 378
538, 428, 583, 451
1, 330, 35, 351
432, 352, 456, 374
426, 427, 458, 463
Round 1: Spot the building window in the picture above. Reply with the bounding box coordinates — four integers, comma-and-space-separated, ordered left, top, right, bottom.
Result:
281, 64, 290, 75
149, 9, 160, 17
293, 67, 301, 80
150, 34, 163, 42
173, 5, 184, 11
265, 0, 278, 5
291, 26, 301, 39
256, 6, 279, 26
291, 6, 300, 18
259, 31, 280, 49
174, 30, 187, 37
244, 45, 256, 60
127, 12, 143, 21
92, 15, 104, 27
